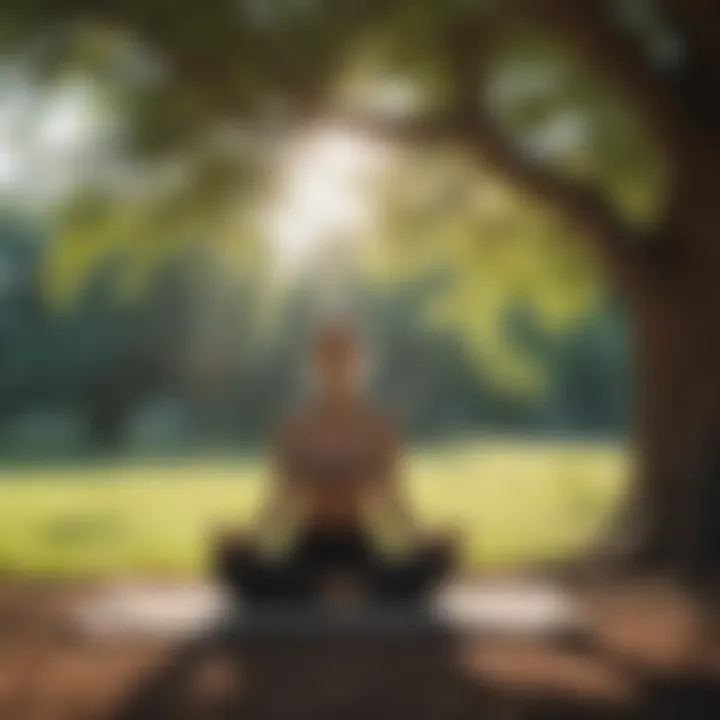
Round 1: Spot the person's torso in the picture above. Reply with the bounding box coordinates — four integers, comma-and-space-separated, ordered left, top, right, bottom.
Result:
282, 405, 392, 526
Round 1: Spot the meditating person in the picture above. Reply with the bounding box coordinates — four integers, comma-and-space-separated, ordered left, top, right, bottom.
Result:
215, 318, 456, 605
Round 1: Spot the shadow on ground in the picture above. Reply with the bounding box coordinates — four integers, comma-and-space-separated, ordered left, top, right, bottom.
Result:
115, 625, 720, 720
0, 583, 719, 719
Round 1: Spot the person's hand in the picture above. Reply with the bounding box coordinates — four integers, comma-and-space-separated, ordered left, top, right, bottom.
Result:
213, 527, 253, 553
319, 572, 367, 612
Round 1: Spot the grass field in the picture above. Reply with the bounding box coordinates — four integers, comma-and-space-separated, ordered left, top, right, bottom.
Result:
0, 440, 629, 577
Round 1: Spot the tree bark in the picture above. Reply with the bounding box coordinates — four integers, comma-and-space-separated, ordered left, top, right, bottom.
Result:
615, 144, 720, 586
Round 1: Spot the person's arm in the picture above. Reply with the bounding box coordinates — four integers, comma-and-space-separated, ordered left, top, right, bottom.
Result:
373, 419, 418, 542
251, 472, 293, 536
249, 419, 299, 549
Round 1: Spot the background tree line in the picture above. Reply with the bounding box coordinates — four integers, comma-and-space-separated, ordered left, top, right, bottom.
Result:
0, 214, 629, 457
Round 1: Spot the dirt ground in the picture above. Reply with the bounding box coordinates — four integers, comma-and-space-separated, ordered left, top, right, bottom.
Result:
0, 581, 718, 720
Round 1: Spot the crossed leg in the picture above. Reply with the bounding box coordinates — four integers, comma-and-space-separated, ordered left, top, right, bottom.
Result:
214, 532, 308, 603
370, 531, 459, 603
215, 529, 459, 605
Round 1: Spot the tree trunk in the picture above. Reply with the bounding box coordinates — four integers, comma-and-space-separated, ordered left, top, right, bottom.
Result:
617, 149, 720, 588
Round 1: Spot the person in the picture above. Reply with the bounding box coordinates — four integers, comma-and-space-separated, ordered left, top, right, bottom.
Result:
215, 319, 456, 606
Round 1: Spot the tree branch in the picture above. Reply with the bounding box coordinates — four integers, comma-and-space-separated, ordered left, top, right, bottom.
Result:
329, 105, 648, 293
458, 112, 648, 293
437, 6, 652, 293
524, 0, 694, 157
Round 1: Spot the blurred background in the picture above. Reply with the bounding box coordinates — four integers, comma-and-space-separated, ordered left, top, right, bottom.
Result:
5, 3, 720, 719
0, 0, 687, 578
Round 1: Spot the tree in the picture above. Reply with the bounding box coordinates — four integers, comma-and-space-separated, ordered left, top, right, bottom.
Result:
1, 0, 718, 581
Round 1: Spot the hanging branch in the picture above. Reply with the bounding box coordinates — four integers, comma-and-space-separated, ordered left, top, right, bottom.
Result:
523, 0, 694, 157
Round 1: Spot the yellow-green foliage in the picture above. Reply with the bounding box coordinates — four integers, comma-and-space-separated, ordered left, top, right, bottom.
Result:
0, 440, 627, 577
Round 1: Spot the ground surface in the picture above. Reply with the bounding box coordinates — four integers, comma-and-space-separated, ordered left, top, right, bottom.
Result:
0, 580, 718, 719
0, 440, 626, 575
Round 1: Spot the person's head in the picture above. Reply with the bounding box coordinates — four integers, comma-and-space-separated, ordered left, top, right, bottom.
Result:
308, 318, 364, 403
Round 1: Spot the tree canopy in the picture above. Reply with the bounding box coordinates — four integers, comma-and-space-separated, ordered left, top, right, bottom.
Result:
0, 0, 670, 373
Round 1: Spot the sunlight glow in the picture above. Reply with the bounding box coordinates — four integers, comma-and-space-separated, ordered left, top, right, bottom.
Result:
0, 76, 116, 205
263, 126, 390, 277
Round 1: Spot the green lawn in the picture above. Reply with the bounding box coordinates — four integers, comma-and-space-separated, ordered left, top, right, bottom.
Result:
0, 440, 628, 577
